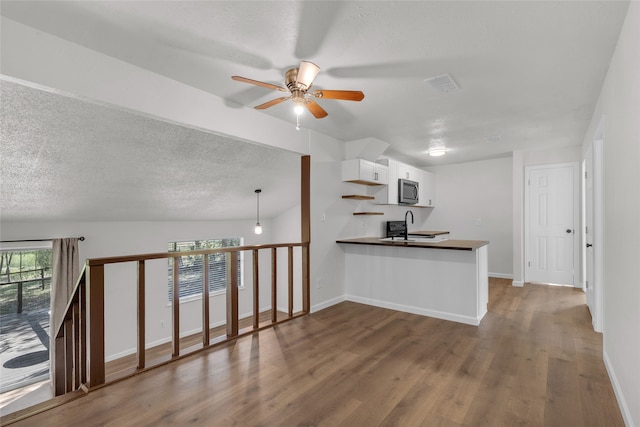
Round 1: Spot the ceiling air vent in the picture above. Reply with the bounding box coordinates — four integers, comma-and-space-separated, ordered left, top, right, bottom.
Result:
424, 74, 459, 93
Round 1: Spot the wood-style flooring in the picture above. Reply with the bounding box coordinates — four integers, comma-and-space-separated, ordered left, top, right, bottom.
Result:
2, 279, 624, 426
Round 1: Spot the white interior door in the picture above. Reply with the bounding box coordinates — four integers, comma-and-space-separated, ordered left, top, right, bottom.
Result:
526, 164, 577, 285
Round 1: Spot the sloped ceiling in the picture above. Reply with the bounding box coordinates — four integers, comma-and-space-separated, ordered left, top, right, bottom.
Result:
0, 81, 300, 222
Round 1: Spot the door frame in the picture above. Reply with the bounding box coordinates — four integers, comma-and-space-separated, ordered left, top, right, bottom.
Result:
583, 118, 604, 332
524, 162, 580, 286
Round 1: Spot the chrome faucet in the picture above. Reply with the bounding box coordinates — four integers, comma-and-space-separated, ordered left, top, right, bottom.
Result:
404, 210, 414, 240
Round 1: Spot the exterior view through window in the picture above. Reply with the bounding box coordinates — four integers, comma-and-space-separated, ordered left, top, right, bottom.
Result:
168, 238, 243, 301
0, 248, 53, 394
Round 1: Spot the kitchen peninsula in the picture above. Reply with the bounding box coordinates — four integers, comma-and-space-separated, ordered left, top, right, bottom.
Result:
337, 234, 489, 326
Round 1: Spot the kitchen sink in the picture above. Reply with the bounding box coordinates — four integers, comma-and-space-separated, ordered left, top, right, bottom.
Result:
379, 237, 415, 242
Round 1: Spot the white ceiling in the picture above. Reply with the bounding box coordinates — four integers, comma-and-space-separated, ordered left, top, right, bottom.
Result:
0, 1, 631, 222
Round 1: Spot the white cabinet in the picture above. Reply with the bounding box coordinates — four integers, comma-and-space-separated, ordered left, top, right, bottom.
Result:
370, 159, 398, 204
416, 170, 436, 207
341, 159, 388, 185
398, 163, 420, 181
372, 159, 436, 207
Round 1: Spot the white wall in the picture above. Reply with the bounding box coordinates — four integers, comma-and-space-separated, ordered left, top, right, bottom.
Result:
424, 157, 513, 277
511, 146, 582, 286
0, 219, 277, 359
581, 3, 640, 425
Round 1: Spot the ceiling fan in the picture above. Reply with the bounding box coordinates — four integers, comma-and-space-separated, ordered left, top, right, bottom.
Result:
231, 61, 364, 119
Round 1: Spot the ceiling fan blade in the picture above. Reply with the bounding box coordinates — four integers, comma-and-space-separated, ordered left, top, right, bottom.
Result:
296, 61, 320, 88
304, 99, 328, 119
311, 90, 365, 101
232, 76, 288, 92
254, 97, 291, 110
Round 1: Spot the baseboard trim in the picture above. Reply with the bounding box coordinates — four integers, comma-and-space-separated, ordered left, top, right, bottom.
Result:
512, 280, 524, 287
489, 272, 514, 279
345, 295, 481, 326
311, 295, 346, 313
603, 350, 634, 427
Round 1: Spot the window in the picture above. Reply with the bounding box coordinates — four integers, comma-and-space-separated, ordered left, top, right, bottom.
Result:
0, 248, 52, 315
167, 238, 243, 301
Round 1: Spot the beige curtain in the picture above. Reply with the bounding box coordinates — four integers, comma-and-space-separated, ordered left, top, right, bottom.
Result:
49, 238, 80, 392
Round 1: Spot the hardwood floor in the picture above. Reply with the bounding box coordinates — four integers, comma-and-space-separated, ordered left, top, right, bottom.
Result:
3, 278, 624, 426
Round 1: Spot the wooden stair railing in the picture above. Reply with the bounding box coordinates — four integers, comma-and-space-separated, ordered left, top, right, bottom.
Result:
53, 242, 310, 397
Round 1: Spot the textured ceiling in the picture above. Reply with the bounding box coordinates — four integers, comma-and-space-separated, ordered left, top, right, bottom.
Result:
0, 1, 631, 222
0, 1, 629, 167
0, 81, 300, 222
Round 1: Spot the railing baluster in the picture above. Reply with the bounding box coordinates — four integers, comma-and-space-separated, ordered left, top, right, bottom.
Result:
253, 249, 259, 329
137, 260, 146, 370
271, 248, 277, 323
288, 246, 294, 317
64, 317, 73, 392
202, 254, 210, 347
72, 301, 80, 389
54, 332, 65, 396
86, 264, 105, 389
79, 278, 87, 385
172, 256, 180, 358
302, 243, 310, 314
226, 252, 239, 337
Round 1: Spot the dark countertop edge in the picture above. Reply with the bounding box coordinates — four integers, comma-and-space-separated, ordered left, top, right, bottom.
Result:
336, 237, 489, 251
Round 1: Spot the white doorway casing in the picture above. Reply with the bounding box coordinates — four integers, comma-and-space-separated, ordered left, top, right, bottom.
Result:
525, 163, 580, 286
583, 117, 604, 333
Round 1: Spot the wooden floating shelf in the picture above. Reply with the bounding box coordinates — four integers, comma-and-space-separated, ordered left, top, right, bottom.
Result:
353, 212, 384, 216
342, 195, 375, 200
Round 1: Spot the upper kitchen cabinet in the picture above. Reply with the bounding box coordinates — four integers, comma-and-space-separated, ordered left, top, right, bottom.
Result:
398, 163, 420, 181
341, 159, 389, 185
417, 170, 436, 207
371, 158, 436, 207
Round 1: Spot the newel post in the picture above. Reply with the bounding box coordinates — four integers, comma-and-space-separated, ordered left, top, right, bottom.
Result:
85, 263, 105, 388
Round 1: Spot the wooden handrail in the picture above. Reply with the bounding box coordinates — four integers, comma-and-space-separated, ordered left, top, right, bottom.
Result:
53, 241, 310, 398
85, 242, 307, 266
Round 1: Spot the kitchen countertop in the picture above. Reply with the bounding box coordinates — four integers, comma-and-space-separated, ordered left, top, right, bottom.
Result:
336, 236, 489, 251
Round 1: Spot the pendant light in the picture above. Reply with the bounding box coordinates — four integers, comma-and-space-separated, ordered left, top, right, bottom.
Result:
254, 189, 263, 235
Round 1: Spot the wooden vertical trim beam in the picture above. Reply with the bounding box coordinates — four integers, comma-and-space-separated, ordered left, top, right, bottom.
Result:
226, 252, 239, 337
137, 260, 146, 370
202, 254, 210, 347
252, 249, 259, 329
288, 246, 294, 317
85, 264, 105, 389
72, 302, 80, 389
301, 155, 311, 313
172, 257, 180, 358
271, 248, 277, 323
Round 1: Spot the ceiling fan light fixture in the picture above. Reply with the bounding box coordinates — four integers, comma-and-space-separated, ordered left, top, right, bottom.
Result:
296, 61, 320, 88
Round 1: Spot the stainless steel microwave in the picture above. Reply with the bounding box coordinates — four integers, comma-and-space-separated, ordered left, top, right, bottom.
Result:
398, 178, 419, 204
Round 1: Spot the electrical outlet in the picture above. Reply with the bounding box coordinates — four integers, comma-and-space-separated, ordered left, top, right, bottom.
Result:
161, 320, 165, 328
321, 212, 326, 222
316, 277, 322, 289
